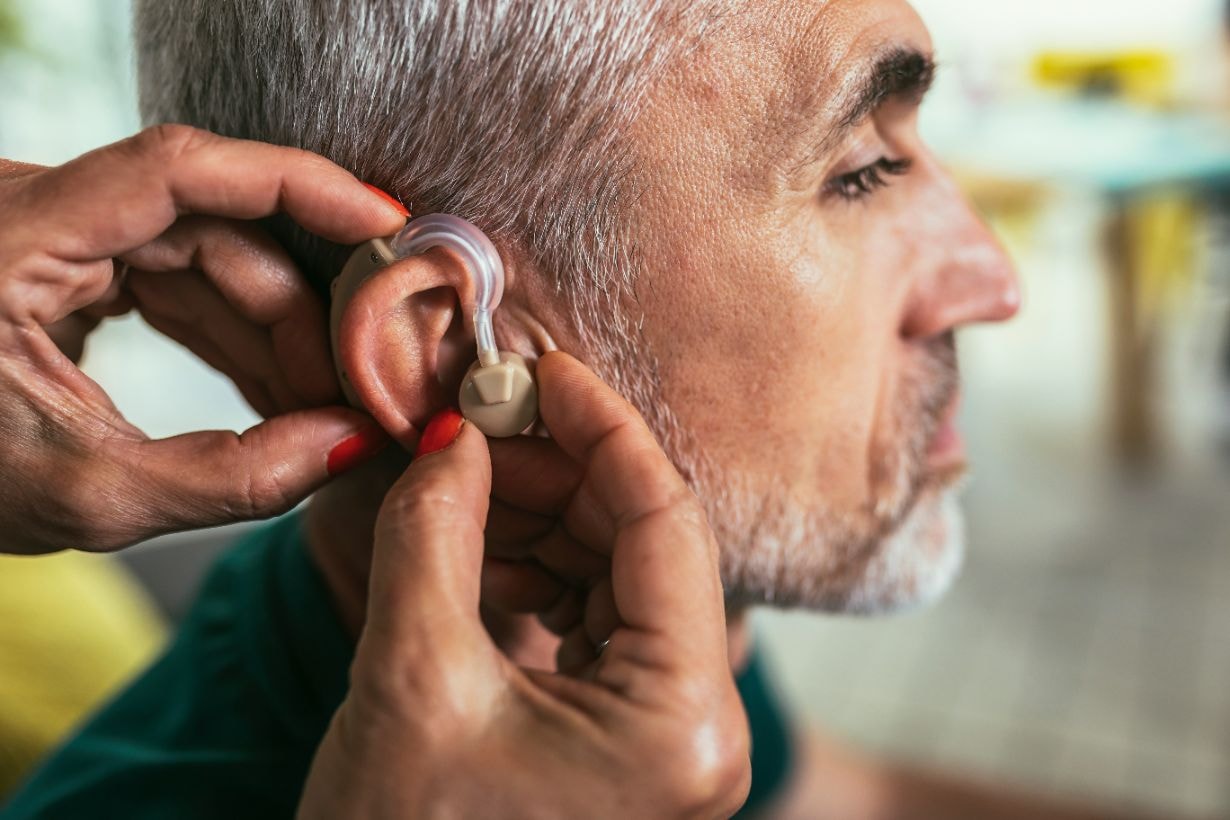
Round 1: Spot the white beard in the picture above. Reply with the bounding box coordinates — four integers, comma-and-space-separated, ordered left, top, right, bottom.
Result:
587, 307, 965, 617
834, 488, 966, 615
697, 469, 967, 615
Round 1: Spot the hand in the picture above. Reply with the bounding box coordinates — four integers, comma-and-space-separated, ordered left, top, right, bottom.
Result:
0, 159, 133, 364
0, 126, 407, 554
300, 353, 751, 820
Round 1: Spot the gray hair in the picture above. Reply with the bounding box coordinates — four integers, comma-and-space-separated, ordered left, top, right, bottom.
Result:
133, 0, 712, 307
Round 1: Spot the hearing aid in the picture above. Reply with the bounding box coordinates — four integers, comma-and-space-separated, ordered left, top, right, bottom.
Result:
329, 213, 539, 438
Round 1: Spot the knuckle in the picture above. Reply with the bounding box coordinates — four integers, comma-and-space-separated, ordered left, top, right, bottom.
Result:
384, 473, 461, 523
672, 491, 710, 528
216, 433, 298, 520
133, 123, 209, 164
239, 465, 297, 519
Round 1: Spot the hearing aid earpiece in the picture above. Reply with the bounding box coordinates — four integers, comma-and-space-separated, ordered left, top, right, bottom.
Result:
329, 213, 539, 438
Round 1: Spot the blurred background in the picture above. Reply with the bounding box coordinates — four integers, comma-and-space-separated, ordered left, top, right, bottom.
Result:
1, 0, 1228, 816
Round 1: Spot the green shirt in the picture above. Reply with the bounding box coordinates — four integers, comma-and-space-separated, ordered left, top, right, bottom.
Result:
3, 515, 793, 818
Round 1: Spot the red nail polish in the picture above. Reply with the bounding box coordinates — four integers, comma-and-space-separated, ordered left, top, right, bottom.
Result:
415, 408, 465, 458
327, 425, 390, 476
362, 182, 410, 218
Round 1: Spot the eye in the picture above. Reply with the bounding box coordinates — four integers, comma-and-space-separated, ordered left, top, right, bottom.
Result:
825, 157, 912, 202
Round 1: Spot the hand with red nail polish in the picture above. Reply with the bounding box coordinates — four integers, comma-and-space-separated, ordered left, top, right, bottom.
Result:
361, 182, 410, 219
0, 127, 410, 554
327, 425, 391, 477
414, 407, 465, 458
301, 353, 750, 820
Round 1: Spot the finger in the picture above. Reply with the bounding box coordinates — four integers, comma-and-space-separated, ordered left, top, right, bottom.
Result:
538, 587, 584, 637
479, 607, 561, 671
128, 269, 304, 413
364, 421, 495, 655
120, 407, 388, 533
484, 501, 554, 558
78, 260, 135, 318
582, 577, 619, 649
538, 352, 689, 523
557, 623, 598, 676
0, 256, 118, 327
20, 125, 406, 264
122, 217, 339, 405
484, 502, 609, 585
488, 432, 619, 570
536, 352, 725, 644
487, 435, 581, 515
480, 558, 568, 614
43, 313, 101, 363
526, 524, 609, 587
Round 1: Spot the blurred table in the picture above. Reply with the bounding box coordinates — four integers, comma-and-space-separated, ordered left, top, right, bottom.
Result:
930, 98, 1230, 463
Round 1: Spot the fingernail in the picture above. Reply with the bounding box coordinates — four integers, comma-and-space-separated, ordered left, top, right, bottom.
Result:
415, 408, 465, 459
361, 182, 410, 219
327, 424, 391, 477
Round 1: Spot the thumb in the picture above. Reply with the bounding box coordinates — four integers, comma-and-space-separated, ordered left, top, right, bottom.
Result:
364, 412, 495, 661
126, 407, 388, 534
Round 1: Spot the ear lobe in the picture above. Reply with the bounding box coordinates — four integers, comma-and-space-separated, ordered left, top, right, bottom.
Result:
337, 253, 474, 447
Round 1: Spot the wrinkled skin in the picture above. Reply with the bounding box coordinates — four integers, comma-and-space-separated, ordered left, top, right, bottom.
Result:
301, 354, 750, 820
0, 127, 404, 555
0, 132, 749, 816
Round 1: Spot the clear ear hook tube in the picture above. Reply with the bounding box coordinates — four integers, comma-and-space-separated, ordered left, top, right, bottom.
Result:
388, 213, 504, 368
330, 211, 538, 437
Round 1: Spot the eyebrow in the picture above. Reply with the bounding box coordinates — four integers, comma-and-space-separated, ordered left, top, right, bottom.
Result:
834, 46, 936, 133
786, 45, 937, 174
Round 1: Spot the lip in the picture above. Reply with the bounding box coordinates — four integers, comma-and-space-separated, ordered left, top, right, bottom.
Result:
927, 393, 966, 473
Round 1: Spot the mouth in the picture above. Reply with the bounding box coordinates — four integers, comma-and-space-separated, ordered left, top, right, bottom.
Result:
926, 391, 966, 475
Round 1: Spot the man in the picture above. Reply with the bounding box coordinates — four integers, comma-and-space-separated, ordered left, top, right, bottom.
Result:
9, 0, 1131, 817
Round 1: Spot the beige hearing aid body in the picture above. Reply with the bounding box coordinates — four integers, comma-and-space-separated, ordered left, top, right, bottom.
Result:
329, 214, 538, 438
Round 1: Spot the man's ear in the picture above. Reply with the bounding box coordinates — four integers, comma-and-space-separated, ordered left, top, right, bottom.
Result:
335, 248, 476, 447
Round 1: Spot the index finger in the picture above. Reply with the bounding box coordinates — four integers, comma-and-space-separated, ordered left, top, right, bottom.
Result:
367, 422, 495, 653
537, 352, 690, 525
536, 352, 726, 646
18, 125, 407, 262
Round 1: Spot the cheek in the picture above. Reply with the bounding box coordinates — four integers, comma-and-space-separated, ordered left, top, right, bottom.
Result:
641, 240, 895, 511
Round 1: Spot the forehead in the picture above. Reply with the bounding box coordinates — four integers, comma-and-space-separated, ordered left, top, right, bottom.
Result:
647, 0, 932, 182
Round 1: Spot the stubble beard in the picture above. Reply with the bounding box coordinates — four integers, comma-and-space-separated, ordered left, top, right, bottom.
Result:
594, 311, 967, 616
701, 334, 966, 614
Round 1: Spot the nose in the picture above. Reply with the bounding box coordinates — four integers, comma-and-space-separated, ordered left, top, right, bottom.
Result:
901, 196, 1021, 341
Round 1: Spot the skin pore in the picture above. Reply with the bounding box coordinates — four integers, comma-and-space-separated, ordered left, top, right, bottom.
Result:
308, 0, 1018, 654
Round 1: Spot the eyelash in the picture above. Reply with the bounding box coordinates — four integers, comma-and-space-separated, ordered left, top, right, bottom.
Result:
826, 157, 912, 201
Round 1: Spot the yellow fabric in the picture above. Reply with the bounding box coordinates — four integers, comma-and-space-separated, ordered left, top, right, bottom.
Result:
0, 551, 166, 799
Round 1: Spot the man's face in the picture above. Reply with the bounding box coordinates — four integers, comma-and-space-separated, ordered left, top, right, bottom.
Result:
600, 0, 1019, 613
